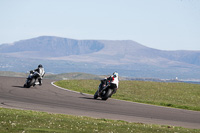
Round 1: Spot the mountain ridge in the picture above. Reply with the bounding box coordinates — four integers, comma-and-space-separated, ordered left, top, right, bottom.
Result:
0, 36, 105, 57
0, 36, 200, 79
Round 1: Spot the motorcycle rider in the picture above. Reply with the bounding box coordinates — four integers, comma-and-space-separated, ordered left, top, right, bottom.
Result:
108, 72, 119, 94
99, 72, 119, 94
33, 64, 45, 86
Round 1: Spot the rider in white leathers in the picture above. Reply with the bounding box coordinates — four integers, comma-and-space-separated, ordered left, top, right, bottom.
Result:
99, 72, 119, 94
33, 64, 45, 86
108, 72, 119, 94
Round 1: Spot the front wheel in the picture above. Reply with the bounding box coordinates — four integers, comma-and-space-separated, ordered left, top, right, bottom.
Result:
25, 78, 35, 88
23, 84, 27, 88
101, 89, 112, 100
94, 90, 98, 99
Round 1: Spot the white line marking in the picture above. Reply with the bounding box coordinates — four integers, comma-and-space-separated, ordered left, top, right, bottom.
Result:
51, 81, 91, 96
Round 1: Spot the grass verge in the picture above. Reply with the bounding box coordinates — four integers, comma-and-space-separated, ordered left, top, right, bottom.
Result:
54, 80, 200, 111
0, 107, 200, 133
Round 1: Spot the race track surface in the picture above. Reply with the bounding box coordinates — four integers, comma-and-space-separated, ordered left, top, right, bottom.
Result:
0, 76, 200, 129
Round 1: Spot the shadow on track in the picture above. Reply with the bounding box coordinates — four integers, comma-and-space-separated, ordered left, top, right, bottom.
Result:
12, 86, 24, 88
12, 86, 38, 89
79, 97, 106, 101
79, 92, 106, 101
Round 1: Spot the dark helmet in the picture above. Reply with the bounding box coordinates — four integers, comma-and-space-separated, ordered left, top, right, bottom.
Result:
113, 72, 118, 78
38, 64, 43, 68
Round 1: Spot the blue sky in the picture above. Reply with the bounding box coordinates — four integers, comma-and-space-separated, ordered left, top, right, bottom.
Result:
0, 0, 200, 50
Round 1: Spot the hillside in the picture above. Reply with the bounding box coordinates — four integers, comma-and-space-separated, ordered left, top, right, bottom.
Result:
0, 71, 27, 77
0, 71, 106, 80
0, 36, 200, 79
0, 36, 104, 57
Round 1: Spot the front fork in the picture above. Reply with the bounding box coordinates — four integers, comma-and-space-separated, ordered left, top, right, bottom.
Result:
98, 84, 109, 95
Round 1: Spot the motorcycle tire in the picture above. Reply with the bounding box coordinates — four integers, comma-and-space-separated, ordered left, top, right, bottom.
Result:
26, 78, 35, 88
30, 78, 36, 87
94, 90, 99, 99
23, 84, 27, 88
102, 89, 112, 100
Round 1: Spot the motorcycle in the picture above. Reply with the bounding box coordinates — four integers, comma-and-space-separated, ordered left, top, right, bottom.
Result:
23, 70, 38, 88
94, 79, 116, 100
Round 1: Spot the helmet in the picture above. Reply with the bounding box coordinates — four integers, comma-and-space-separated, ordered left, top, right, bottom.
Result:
113, 72, 118, 78
38, 64, 43, 68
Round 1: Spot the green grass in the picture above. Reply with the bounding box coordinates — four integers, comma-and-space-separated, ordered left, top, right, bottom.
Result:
0, 107, 200, 133
55, 80, 200, 111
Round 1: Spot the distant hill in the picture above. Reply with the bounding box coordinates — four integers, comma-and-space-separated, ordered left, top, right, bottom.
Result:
1, 36, 200, 79
0, 36, 104, 57
45, 72, 105, 80
0, 71, 107, 80
0, 71, 179, 82
0, 71, 27, 77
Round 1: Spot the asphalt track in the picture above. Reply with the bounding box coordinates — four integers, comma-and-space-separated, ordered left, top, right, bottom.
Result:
0, 76, 200, 129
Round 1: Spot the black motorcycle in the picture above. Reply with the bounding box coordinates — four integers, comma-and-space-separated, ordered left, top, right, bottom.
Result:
94, 79, 116, 100
23, 70, 38, 88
